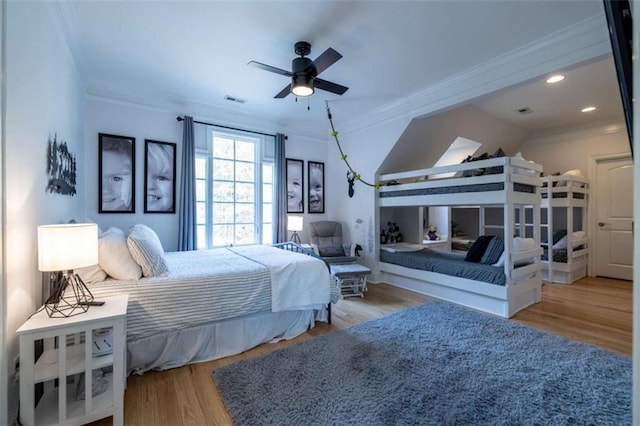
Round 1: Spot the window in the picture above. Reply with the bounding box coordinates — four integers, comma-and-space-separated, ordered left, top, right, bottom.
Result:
196, 131, 274, 249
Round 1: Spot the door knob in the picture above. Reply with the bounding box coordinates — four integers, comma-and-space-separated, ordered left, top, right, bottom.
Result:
598, 222, 607, 227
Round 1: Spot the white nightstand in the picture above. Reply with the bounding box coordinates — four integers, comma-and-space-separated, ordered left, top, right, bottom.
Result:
17, 294, 128, 426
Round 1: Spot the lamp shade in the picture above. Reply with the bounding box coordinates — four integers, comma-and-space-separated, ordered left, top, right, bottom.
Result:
38, 223, 99, 271
287, 215, 304, 232
291, 74, 314, 97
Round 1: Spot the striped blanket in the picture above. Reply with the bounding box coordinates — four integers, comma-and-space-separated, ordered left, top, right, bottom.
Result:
88, 246, 332, 341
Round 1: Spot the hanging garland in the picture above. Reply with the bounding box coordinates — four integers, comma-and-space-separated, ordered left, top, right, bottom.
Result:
325, 101, 379, 196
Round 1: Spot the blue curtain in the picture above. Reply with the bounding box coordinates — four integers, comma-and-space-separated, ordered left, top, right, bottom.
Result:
274, 133, 287, 243
178, 116, 196, 250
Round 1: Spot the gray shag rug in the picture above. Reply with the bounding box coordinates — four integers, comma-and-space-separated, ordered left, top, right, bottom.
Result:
213, 301, 632, 425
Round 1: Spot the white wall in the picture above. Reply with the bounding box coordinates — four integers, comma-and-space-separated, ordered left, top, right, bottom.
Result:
3, 2, 87, 423
517, 122, 631, 176
326, 113, 413, 271
284, 133, 328, 243
85, 98, 183, 250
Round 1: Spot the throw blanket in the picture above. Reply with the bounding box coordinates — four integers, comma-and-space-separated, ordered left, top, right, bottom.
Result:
88, 246, 332, 341
229, 245, 331, 312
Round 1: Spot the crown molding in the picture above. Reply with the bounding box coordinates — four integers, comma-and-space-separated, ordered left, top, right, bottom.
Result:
340, 14, 611, 136
521, 119, 626, 147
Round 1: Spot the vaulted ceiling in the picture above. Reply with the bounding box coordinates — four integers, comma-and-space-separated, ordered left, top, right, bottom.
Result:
61, 1, 617, 139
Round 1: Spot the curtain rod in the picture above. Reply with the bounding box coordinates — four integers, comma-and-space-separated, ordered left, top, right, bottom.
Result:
176, 116, 285, 139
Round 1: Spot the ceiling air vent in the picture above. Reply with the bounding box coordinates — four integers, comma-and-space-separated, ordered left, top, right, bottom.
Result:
516, 107, 533, 115
224, 95, 246, 104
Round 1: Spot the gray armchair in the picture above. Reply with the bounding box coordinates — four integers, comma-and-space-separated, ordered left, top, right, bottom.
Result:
307, 221, 358, 264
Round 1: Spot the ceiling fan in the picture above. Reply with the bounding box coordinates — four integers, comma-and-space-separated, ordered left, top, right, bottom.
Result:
248, 41, 349, 98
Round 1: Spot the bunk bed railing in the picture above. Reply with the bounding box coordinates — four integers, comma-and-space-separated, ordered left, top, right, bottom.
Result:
378, 157, 543, 185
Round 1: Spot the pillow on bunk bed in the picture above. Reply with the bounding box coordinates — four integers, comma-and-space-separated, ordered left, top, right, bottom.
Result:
464, 235, 494, 263
553, 231, 587, 250
492, 237, 538, 267
127, 224, 169, 277
480, 237, 504, 265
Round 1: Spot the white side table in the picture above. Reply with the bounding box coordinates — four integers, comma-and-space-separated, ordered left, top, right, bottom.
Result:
17, 294, 128, 426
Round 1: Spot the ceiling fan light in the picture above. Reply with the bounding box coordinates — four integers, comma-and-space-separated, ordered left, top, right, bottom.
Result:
291, 75, 314, 97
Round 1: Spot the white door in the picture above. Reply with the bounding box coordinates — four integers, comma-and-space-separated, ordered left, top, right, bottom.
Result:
595, 157, 633, 280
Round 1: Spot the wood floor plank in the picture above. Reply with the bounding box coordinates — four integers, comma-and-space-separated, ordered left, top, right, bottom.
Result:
90, 276, 632, 425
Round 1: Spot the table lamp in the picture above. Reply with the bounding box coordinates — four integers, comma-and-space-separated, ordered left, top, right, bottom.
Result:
38, 223, 98, 317
287, 215, 303, 245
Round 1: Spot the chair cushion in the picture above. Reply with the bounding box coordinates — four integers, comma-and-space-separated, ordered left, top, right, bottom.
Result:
318, 245, 345, 257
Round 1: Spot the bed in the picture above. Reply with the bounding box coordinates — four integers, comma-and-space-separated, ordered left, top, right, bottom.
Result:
86, 243, 336, 374
540, 174, 589, 284
376, 156, 544, 318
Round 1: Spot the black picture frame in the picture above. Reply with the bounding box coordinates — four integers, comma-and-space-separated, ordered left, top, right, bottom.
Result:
98, 133, 135, 213
308, 161, 325, 214
286, 158, 304, 213
144, 140, 177, 213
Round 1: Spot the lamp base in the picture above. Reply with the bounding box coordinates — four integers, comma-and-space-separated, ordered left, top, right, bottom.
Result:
45, 272, 95, 318
290, 231, 301, 245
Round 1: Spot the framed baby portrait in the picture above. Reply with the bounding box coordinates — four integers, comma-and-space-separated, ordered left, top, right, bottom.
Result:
286, 158, 304, 213
99, 133, 136, 213
308, 161, 324, 214
144, 140, 177, 213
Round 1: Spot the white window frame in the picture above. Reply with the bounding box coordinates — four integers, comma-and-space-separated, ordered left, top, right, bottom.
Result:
196, 129, 274, 249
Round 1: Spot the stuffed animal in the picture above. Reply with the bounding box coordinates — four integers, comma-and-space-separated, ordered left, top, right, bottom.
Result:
425, 224, 440, 241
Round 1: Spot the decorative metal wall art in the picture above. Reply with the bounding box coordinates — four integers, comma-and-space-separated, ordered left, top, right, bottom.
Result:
46, 134, 77, 196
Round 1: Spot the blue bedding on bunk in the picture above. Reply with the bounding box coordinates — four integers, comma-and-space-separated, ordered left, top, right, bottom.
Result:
380, 248, 506, 286
380, 182, 535, 198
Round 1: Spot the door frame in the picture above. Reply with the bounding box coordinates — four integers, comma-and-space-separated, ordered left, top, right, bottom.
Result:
587, 152, 633, 277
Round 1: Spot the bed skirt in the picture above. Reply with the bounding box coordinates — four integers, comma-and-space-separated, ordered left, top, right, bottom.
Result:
127, 308, 326, 374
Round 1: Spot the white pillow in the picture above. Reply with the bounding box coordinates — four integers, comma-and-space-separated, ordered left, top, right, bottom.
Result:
99, 227, 142, 280
127, 224, 169, 277
513, 237, 537, 251
553, 235, 568, 250
75, 264, 107, 284
492, 251, 506, 267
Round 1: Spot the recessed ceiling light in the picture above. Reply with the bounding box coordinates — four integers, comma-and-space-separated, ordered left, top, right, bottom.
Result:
546, 74, 565, 84
581, 106, 597, 113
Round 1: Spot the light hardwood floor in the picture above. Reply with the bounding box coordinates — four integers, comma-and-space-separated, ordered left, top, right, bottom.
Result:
92, 277, 632, 426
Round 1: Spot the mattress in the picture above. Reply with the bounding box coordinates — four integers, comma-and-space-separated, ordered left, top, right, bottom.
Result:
88, 246, 332, 342
380, 248, 506, 286
542, 247, 584, 263
379, 182, 536, 199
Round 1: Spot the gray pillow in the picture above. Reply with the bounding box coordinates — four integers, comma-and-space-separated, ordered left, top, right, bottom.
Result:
127, 224, 169, 277
318, 245, 345, 257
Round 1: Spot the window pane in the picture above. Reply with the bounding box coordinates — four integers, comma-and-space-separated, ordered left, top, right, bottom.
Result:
197, 202, 206, 223
213, 203, 234, 224
213, 224, 233, 246
235, 141, 254, 162
236, 162, 255, 183
197, 225, 207, 249
235, 183, 254, 202
262, 224, 273, 245
262, 163, 273, 184
262, 203, 272, 223
235, 204, 254, 223
235, 224, 254, 245
262, 183, 272, 203
213, 159, 234, 181
196, 158, 207, 179
213, 181, 234, 202
213, 137, 234, 159
196, 180, 206, 201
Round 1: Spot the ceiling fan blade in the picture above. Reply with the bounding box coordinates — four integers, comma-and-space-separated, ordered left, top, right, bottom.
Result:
311, 48, 342, 75
314, 78, 349, 95
274, 84, 291, 99
247, 61, 293, 77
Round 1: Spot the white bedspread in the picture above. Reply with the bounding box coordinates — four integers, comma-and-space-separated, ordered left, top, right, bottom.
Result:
229, 245, 331, 312
88, 246, 331, 341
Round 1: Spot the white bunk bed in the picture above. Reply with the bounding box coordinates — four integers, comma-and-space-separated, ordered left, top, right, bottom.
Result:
377, 156, 544, 318
540, 174, 589, 284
